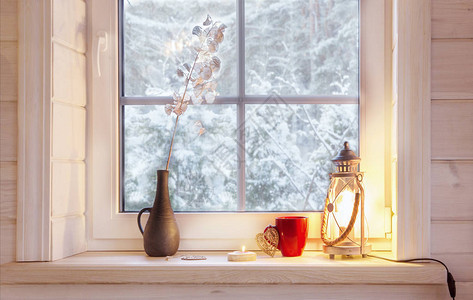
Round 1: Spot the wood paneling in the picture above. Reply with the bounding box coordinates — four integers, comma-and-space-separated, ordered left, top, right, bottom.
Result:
51, 161, 85, 218
0, 0, 18, 41
0, 41, 18, 101
432, 0, 473, 39
51, 215, 86, 261
444, 282, 473, 300
0, 102, 17, 161
0, 218, 16, 264
433, 253, 473, 282
432, 161, 473, 221
431, 40, 473, 99
52, 43, 86, 106
51, 102, 86, 160
52, 0, 86, 53
1, 0, 17, 266
0, 162, 16, 265
431, 101, 473, 159
431, 221, 473, 254
0, 162, 16, 216
431, 0, 473, 293
0, 283, 465, 300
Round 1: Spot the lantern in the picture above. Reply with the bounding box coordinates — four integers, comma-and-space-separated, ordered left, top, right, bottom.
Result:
321, 141, 371, 258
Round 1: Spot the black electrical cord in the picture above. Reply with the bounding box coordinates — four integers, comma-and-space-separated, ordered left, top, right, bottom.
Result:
367, 255, 456, 300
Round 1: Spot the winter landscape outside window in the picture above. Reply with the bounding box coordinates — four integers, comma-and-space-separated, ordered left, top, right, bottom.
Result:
120, 0, 359, 212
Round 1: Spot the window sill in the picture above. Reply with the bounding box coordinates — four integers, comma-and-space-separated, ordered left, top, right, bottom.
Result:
1, 251, 445, 285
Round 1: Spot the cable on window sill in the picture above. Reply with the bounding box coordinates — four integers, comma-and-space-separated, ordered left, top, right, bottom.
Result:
367, 255, 456, 300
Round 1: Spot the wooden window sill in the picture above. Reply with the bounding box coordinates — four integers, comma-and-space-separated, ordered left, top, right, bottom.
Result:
0, 251, 445, 285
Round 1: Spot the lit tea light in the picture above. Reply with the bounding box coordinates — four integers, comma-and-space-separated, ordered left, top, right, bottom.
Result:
227, 245, 257, 262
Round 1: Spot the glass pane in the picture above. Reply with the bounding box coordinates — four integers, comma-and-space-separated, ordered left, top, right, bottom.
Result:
123, 104, 237, 212
245, 103, 358, 211
245, 0, 359, 96
123, 0, 237, 97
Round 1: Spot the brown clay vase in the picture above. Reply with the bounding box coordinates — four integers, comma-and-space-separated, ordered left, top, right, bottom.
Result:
137, 170, 180, 257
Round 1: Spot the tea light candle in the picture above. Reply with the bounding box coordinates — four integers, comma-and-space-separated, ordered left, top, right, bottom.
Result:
227, 246, 257, 262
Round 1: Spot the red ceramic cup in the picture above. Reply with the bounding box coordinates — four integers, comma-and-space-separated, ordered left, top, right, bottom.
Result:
265, 216, 308, 257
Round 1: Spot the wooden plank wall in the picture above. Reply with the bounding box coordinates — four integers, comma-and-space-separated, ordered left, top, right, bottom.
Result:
1, 0, 472, 298
50, 0, 87, 260
431, 0, 473, 293
0, 0, 18, 264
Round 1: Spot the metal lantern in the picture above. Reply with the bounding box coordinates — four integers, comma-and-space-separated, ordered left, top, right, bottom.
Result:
321, 141, 371, 258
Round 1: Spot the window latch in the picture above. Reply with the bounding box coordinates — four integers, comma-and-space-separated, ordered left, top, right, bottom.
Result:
96, 31, 108, 77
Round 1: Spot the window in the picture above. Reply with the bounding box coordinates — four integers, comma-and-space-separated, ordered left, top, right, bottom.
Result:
88, 0, 390, 251
120, 0, 359, 213
16, 0, 431, 261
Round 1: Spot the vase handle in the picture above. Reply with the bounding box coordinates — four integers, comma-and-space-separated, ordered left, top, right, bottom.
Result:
137, 207, 152, 235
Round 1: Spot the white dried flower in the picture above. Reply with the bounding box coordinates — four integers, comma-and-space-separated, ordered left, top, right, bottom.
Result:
206, 81, 217, 92
205, 91, 216, 104
165, 104, 173, 115
200, 65, 212, 80
207, 38, 219, 53
194, 120, 206, 136
191, 94, 203, 105
203, 14, 212, 26
192, 26, 203, 36
210, 57, 221, 72
209, 28, 224, 44
173, 106, 183, 116
163, 15, 226, 169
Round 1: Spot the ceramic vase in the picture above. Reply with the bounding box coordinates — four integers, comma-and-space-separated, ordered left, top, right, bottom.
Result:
137, 170, 180, 257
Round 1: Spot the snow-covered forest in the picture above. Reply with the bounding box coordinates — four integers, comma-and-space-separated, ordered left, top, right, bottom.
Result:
122, 0, 359, 212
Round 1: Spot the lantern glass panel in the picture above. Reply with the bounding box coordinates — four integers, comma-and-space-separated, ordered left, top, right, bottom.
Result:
327, 175, 362, 240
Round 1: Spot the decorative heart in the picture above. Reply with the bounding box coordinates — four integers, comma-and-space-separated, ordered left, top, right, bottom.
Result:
256, 227, 279, 257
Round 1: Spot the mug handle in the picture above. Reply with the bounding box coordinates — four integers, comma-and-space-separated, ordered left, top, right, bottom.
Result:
264, 225, 279, 249
137, 207, 151, 235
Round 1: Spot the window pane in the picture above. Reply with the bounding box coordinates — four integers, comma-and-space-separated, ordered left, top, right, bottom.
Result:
123, 105, 238, 212
121, 0, 360, 213
123, 0, 237, 97
245, 0, 359, 96
245, 103, 358, 211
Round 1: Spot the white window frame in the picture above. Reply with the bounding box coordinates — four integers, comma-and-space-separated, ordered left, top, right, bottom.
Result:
86, 0, 392, 251
17, 0, 430, 261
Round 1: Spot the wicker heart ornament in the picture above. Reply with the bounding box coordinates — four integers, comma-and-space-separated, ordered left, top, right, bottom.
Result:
256, 227, 279, 257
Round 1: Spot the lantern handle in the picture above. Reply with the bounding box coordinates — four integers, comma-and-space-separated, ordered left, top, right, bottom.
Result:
321, 188, 362, 246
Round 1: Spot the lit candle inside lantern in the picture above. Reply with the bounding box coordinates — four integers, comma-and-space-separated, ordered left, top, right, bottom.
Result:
227, 245, 257, 262
336, 190, 355, 228
335, 189, 358, 239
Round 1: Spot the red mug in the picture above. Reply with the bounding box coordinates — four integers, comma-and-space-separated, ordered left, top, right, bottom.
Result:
265, 216, 308, 257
